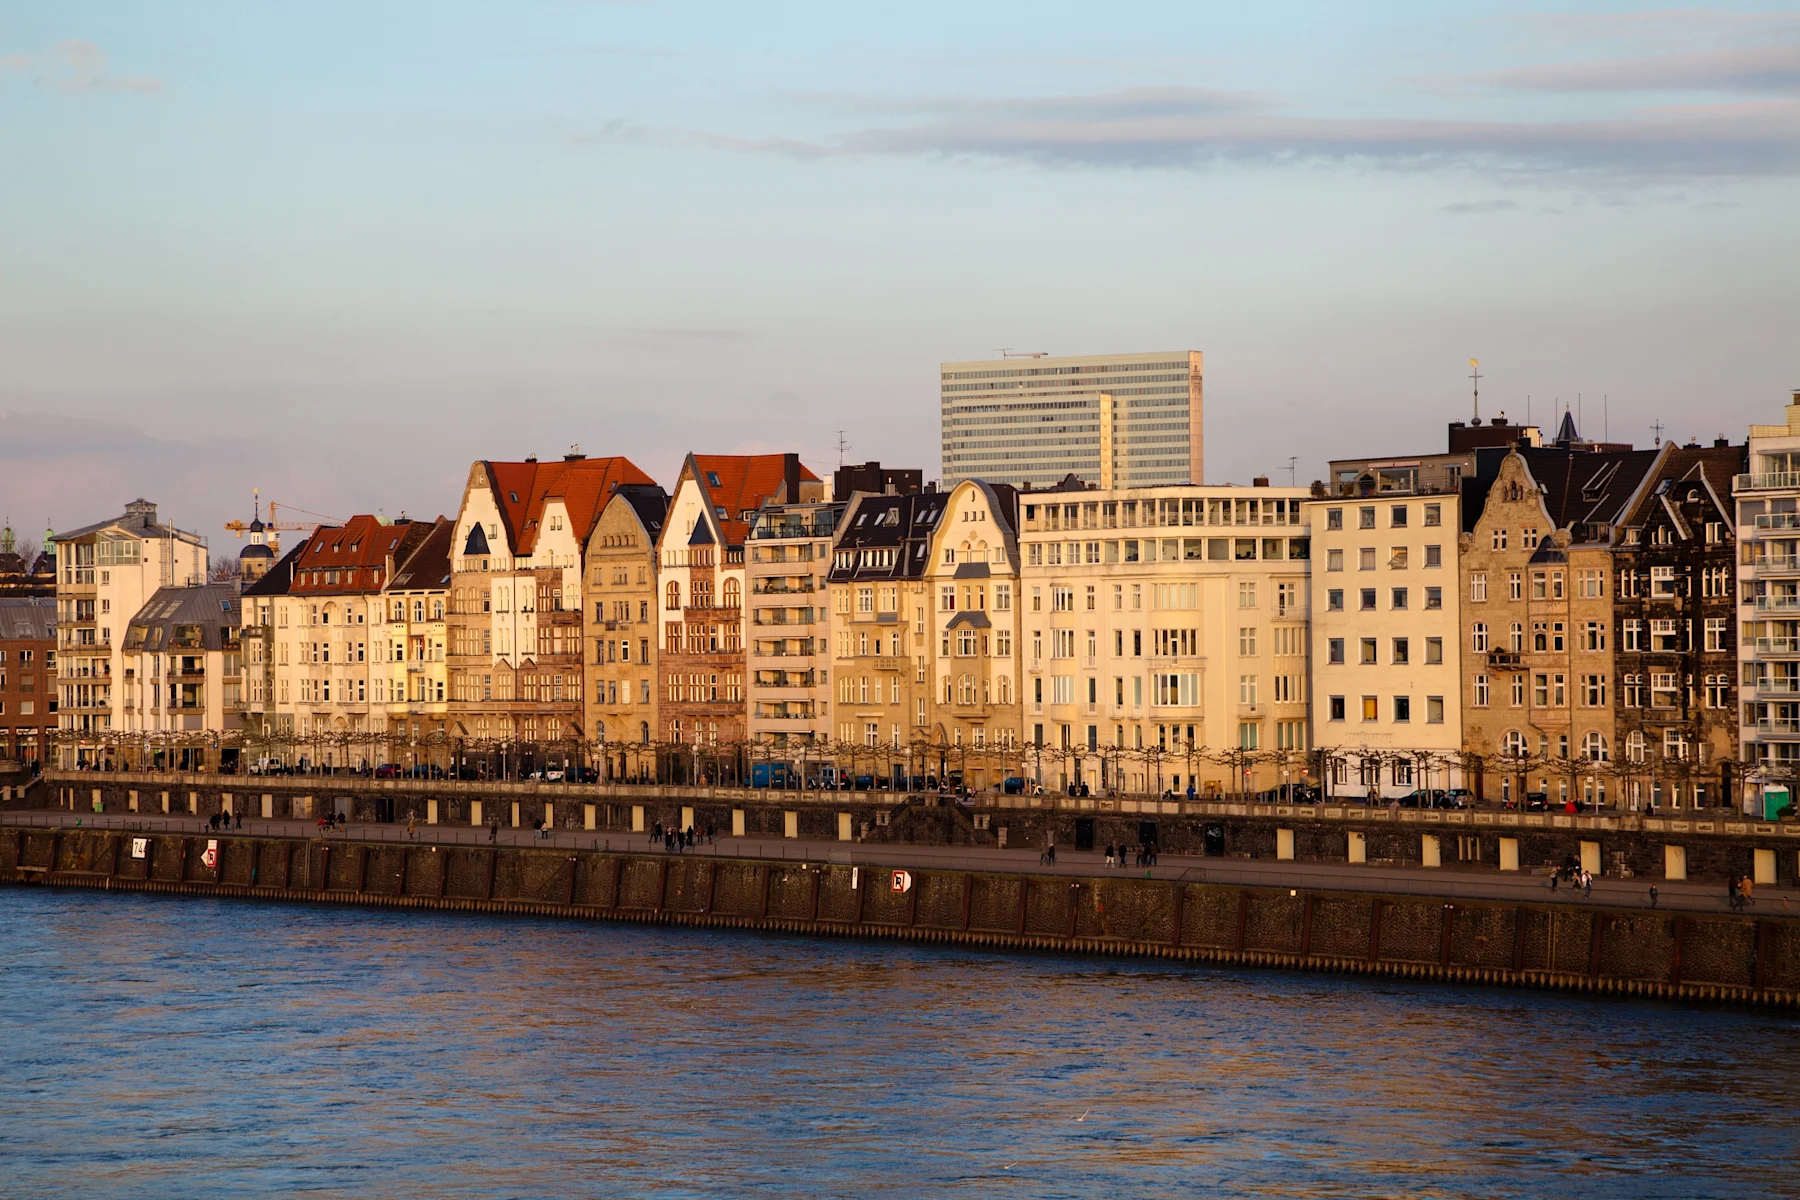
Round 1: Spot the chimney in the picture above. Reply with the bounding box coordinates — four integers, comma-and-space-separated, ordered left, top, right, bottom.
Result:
1252, 476, 1270, 488
782, 452, 800, 505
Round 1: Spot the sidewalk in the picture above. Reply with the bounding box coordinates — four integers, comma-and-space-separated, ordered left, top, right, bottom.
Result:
4, 808, 1791, 918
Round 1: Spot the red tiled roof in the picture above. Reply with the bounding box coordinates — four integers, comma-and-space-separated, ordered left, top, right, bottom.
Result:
481, 457, 657, 556
290, 515, 434, 594
689, 454, 820, 547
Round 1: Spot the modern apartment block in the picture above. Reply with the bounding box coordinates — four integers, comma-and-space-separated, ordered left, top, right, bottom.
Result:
52, 499, 208, 766
1017, 482, 1311, 796
0, 597, 56, 764
1307, 490, 1460, 800
117, 583, 243, 763
825, 488, 948, 785
1737, 391, 1800, 813
746, 495, 842, 752
941, 351, 1203, 490
583, 485, 668, 779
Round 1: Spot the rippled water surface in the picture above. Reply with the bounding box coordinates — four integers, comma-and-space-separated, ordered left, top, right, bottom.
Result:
3, 890, 1798, 1198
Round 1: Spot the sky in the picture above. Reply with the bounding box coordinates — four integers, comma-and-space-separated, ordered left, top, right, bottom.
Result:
2, 1, 1797, 554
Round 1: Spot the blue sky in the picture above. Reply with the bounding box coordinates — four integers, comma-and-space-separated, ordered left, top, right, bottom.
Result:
2, 1, 1797, 548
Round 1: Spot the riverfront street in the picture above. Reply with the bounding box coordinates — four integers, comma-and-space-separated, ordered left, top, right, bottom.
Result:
5, 808, 1790, 919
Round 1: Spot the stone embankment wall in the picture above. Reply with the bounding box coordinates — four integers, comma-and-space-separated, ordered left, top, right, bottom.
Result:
5, 826, 1797, 1008
40, 772, 1800, 887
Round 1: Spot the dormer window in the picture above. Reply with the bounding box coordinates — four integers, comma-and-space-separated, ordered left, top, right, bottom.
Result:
509, 492, 519, 503
706, 472, 721, 487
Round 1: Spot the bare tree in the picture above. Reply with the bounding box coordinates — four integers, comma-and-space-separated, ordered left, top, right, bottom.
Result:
210, 555, 242, 582
13, 535, 38, 568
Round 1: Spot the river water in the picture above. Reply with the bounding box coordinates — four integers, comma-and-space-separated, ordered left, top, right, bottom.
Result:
2, 890, 1796, 1199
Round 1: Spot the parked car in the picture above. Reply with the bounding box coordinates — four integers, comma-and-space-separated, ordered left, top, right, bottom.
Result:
1436, 788, 1474, 809
1524, 791, 1551, 811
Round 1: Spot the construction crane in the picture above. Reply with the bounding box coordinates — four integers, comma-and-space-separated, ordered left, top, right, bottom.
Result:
223, 489, 342, 539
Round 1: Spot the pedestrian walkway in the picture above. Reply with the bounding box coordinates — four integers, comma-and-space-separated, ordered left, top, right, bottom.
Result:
3, 808, 1790, 918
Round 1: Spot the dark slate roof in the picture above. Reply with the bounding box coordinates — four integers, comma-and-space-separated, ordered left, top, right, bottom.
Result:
389, 518, 454, 591
1620, 444, 1744, 532
53, 498, 194, 543
0, 597, 54, 641
123, 583, 240, 653
616, 484, 669, 539
242, 540, 307, 598
827, 491, 949, 583
1470, 445, 1661, 542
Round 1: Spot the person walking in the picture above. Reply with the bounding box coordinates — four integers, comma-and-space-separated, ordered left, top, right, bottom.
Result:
1648, 884, 1659, 909
1742, 874, 1755, 907
407, 815, 417, 841
1105, 842, 1115, 869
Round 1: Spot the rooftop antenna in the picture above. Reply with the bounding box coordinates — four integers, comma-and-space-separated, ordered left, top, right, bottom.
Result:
1287, 456, 1298, 486
1652, 419, 1665, 447
836, 430, 850, 468
1469, 359, 1481, 425
1604, 394, 1609, 443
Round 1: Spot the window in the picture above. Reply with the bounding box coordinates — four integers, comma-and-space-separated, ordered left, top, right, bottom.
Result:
1471, 623, 1489, 652
1327, 549, 1344, 572
1704, 618, 1728, 652
1239, 675, 1258, 705
1361, 696, 1378, 721
1651, 620, 1681, 652
1425, 637, 1442, 664
1391, 588, 1408, 610
1238, 722, 1260, 749
1651, 566, 1677, 597
1359, 507, 1376, 529
1508, 572, 1522, 601
1473, 674, 1490, 706
1582, 621, 1605, 651
1534, 674, 1549, 706
1471, 573, 1487, 602
1392, 638, 1409, 664
1389, 547, 1408, 570
1583, 674, 1606, 706
1502, 730, 1527, 757
1360, 588, 1376, 611
1509, 623, 1524, 653
1651, 672, 1679, 708
1626, 730, 1646, 763
1492, 528, 1507, 550
1705, 673, 1730, 708
1531, 571, 1547, 600
1622, 674, 1644, 707
1238, 627, 1257, 656
1359, 547, 1376, 571
1328, 638, 1345, 665
1327, 589, 1344, 612
665, 581, 681, 610
1424, 586, 1442, 610
1579, 569, 1604, 598
1424, 545, 1441, 569
1390, 504, 1408, 528
1423, 503, 1441, 527
1522, 528, 1539, 549
1326, 508, 1343, 531
1329, 695, 1345, 721
1237, 582, 1257, 609
1360, 638, 1377, 665
1623, 619, 1643, 651
1392, 695, 1410, 722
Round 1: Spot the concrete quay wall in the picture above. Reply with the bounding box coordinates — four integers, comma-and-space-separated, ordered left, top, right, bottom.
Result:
5, 825, 1799, 1009
37, 771, 1800, 888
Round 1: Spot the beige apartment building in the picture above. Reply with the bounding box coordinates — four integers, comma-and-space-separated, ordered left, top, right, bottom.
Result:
117, 583, 244, 767
583, 485, 667, 779
826, 489, 947, 786
1460, 448, 1652, 805
921, 480, 1023, 789
375, 518, 453, 768
447, 454, 654, 773
1306, 492, 1462, 800
1018, 483, 1311, 797
52, 499, 209, 767
941, 351, 1203, 490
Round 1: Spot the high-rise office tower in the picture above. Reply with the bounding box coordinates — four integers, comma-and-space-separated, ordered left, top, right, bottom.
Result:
940, 350, 1203, 489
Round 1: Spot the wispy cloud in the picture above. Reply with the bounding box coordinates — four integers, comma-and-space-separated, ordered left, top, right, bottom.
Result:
1504, 9, 1800, 49
1468, 45, 1800, 93
0, 40, 162, 95
586, 86, 1800, 182
1440, 199, 1521, 215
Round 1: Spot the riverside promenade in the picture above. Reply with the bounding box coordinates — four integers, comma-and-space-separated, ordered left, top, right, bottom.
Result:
5, 807, 1789, 919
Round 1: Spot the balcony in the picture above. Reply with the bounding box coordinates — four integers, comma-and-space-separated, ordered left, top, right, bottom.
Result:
1737, 472, 1800, 492
751, 581, 816, 596
753, 671, 818, 688
1749, 678, 1800, 695
1754, 719, 1800, 738
1753, 555, 1800, 575
1756, 513, 1800, 530
1754, 596, 1800, 614
751, 613, 815, 627
1754, 637, 1800, 656
752, 704, 816, 720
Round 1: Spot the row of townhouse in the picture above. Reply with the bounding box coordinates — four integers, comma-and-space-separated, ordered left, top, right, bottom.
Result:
48, 386, 1800, 812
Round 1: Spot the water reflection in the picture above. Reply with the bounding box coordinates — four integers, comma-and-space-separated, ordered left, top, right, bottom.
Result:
1, 890, 1796, 1198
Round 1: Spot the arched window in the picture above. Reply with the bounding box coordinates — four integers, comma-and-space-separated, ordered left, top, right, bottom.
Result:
1626, 730, 1646, 763
721, 578, 740, 609
432, 600, 444, 620
413, 600, 424, 622
1501, 730, 1527, 757
392, 600, 404, 621
1582, 732, 1608, 762
666, 581, 681, 610
640, 721, 650, 745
